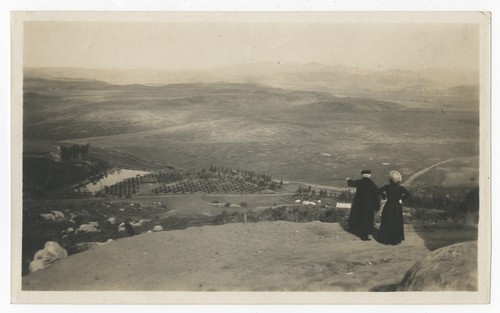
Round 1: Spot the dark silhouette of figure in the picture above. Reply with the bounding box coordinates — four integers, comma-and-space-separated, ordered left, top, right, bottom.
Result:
377, 170, 411, 245
346, 170, 380, 240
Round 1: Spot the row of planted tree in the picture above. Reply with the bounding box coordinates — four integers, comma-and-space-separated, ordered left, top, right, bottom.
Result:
101, 177, 140, 197
295, 185, 354, 201
96, 165, 478, 217
99, 166, 284, 197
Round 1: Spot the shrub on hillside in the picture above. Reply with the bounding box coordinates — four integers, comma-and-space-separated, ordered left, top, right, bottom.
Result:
409, 208, 450, 224
319, 208, 349, 223
213, 210, 243, 225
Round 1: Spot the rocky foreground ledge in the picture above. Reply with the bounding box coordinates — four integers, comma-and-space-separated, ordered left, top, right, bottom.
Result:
22, 221, 477, 291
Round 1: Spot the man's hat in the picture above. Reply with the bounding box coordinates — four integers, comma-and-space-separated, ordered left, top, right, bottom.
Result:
361, 169, 371, 174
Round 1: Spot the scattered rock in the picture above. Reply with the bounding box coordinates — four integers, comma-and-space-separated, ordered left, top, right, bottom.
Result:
118, 222, 134, 232
67, 227, 74, 233
77, 222, 99, 233
152, 225, 163, 232
51, 210, 65, 221
118, 222, 125, 231
398, 241, 477, 291
130, 220, 143, 227
107, 217, 117, 224
29, 241, 68, 273
40, 213, 56, 221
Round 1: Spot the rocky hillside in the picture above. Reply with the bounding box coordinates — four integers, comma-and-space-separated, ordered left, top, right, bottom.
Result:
22, 221, 477, 291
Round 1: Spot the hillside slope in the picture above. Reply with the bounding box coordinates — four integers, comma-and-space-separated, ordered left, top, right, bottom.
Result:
23, 77, 407, 141
22, 76, 479, 188
21, 221, 476, 291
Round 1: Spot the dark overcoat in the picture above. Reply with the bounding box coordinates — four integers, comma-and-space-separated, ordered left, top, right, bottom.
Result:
377, 182, 411, 245
347, 177, 380, 238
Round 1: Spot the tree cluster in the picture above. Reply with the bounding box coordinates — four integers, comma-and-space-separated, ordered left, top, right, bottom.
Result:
405, 186, 477, 214
23, 157, 110, 198
60, 144, 90, 162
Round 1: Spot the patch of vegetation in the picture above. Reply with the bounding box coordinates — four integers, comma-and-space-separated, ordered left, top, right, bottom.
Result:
405, 186, 479, 222
211, 206, 350, 225
23, 156, 110, 199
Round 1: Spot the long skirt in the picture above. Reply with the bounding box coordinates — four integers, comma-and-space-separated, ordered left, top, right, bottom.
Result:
377, 202, 404, 245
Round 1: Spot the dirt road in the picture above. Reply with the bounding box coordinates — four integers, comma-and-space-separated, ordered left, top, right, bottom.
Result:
402, 157, 473, 187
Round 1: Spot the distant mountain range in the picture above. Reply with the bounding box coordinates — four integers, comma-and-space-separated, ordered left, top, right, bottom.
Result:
24, 62, 479, 111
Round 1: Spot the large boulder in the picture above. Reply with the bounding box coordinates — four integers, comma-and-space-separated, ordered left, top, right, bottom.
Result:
29, 241, 68, 273
398, 241, 477, 291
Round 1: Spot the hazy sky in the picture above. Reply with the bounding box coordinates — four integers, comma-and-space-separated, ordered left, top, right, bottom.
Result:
24, 20, 479, 71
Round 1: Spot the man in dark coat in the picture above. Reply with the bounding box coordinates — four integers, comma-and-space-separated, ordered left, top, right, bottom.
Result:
346, 170, 380, 240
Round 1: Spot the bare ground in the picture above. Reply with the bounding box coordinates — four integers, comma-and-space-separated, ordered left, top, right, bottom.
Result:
21, 221, 476, 291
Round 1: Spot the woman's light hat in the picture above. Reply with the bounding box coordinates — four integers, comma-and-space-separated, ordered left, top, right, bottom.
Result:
389, 170, 402, 183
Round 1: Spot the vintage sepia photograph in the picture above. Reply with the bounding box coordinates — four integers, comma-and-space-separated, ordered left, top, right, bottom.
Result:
10, 11, 491, 304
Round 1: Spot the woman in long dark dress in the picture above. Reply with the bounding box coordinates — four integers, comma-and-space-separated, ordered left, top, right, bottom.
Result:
377, 170, 411, 245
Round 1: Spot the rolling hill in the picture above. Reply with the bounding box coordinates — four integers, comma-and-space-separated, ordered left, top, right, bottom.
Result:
25, 63, 479, 111
23, 77, 408, 141
22, 75, 479, 188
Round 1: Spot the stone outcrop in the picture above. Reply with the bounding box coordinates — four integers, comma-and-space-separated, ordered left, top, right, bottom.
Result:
29, 241, 68, 273
398, 241, 477, 291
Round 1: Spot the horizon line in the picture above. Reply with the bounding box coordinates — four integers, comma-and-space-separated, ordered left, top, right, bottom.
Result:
23, 61, 479, 74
